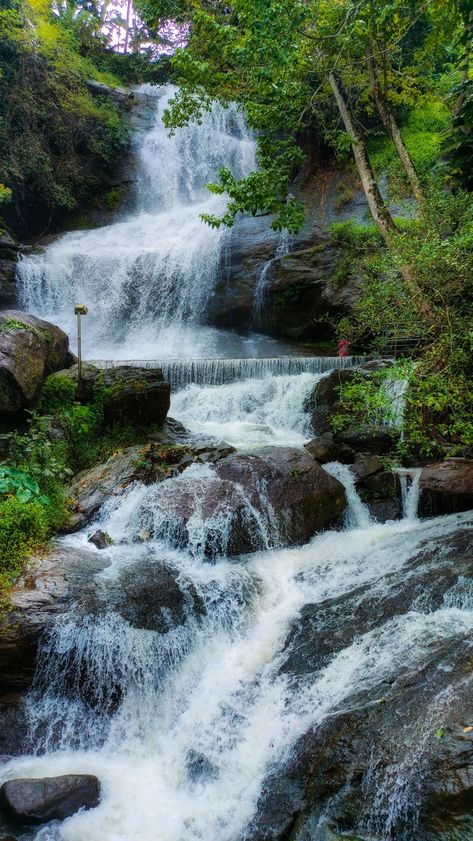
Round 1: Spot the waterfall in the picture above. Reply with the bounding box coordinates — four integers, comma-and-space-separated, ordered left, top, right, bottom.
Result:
4, 83, 473, 841
396, 467, 422, 521
323, 461, 372, 528
16, 85, 256, 360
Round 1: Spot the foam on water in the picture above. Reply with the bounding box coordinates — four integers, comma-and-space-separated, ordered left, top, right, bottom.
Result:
170, 371, 321, 448
3, 511, 473, 841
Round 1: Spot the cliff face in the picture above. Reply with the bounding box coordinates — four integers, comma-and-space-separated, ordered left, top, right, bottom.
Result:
210, 167, 368, 343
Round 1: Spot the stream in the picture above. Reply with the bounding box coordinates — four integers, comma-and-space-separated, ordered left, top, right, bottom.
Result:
3, 84, 473, 841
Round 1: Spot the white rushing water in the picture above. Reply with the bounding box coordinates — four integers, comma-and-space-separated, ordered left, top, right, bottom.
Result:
16, 85, 257, 360
2, 367, 473, 841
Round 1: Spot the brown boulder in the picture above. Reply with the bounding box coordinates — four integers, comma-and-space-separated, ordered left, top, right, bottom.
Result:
66, 426, 235, 531
142, 447, 347, 557
0, 311, 70, 415
420, 459, 473, 516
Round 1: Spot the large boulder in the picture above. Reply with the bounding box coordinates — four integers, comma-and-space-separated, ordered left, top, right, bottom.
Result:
211, 167, 375, 338
306, 360, 395, 436
51, 364, 171, 426
0, 775, 100, 824
138, 447, 347, 558
0, 547, 109, 696
305, 432, 355, 464
306, 368, 359, 434
66, 426, 235, 531
419, 459, 473, 517
0, 311, 70, 415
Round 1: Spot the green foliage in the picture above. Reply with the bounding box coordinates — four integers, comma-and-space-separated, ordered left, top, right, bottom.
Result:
0, 497, 48, 586
369, 97, 450, 197
340, 189, 473, 457
0, 0, 130, 236
331, 361, 412, 433
444, 79, 473, 191
39, 374, 77, 413
330, 221, 382, 252
0, 318, 44, 338
0, 465, 48, 504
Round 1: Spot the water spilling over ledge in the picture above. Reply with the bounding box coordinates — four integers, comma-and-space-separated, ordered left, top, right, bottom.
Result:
91, 355, 364, 390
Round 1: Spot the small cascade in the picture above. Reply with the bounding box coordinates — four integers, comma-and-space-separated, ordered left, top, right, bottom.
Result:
93, 355, 364, 391
323, 462, 372, 528
253, 229, 292, 321
396, 467, 422, 521
170, 370, 323, 448
383, 375, 408, 429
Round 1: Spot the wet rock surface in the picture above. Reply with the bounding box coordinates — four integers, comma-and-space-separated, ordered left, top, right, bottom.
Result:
211, 169, 372, 340
0, 774, 100, 825
420, 459, 473, 517
0, 311, 70, 415
248, 524, 473, 841
0, 547, 109, 696
88, 558, 205, 633
142, 447, 347, 557
66, 424, 236, 531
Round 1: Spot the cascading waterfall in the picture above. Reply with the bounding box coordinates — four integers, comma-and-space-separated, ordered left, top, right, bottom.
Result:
3, 82, 473, 841
2, 365, 473, 841
16, 85, 256, 360
252, 229, 292, 321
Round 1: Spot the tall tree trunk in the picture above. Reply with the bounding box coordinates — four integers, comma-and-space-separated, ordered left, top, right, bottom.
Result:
124, 0, 132, 54
366, 49, 424, 203
328, 72, 436, 327
328, 72, 397, 245
455, 9, 473, 117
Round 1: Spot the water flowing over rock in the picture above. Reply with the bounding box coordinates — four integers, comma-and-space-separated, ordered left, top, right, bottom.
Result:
66, 428, 236, 531
0, 311, 70, 415
248, 523, 473, 841
0, 774, 100, 824
5, 81, 473, 841
113, 447, 347, 559
0, 547, 110, 696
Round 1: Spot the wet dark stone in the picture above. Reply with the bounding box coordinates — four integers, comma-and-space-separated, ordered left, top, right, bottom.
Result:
338, 425, 398, 455
0, 775, 100, 825
247, 526, 473, 841
186, 750, 219, 783
304, 432, 355, 465
419, 459, 473, 517
88, 529, 113, 550
99, 559, 205, 633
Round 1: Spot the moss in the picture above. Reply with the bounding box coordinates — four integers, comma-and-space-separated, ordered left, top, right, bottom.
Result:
0, 318, 43, 339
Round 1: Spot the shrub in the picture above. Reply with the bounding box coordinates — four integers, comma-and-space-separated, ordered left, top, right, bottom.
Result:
0, 497, 48, 586
39, 374, 77, 414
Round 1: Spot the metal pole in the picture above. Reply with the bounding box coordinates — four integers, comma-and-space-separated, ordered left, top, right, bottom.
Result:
77, 311, 82, 380
74, 304, 88, 381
